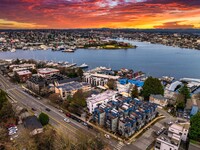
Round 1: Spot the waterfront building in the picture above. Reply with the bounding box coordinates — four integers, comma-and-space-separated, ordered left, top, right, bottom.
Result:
83, 72, 119, 87
149, 94, 168, 107
16, 70, 32, 82
37, 68, 60, 77
117, 82, 132, 94
167, 81, 182, 92
10, 63, 35, 72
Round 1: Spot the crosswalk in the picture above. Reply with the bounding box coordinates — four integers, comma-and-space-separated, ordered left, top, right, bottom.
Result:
114, 142, 125, 150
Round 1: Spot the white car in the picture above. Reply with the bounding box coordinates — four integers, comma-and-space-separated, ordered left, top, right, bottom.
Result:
104, 134, 110, 139
58, 109, 63, 113
64, 118, 70, 123
9, 131, 16, 136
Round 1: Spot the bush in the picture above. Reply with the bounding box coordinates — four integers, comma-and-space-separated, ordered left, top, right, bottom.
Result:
39, 113, 49, 126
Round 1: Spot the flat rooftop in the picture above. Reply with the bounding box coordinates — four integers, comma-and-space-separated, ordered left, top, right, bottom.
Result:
157, 131, 180, 147
38, 68, 59, 74
87, 90, 117, 104
16, 70, 32, 75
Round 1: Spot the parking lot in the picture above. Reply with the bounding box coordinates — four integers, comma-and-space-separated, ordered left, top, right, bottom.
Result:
122, 108, 177, 150
129, 121, 164, 150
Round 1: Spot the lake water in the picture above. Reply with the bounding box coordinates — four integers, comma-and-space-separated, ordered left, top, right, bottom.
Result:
0, 40, 200, 79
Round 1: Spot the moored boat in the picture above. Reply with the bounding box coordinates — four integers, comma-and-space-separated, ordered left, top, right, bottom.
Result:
79, 63, 88, 69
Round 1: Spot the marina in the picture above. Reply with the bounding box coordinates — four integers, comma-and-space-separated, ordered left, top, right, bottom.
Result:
0, 40, 200, 79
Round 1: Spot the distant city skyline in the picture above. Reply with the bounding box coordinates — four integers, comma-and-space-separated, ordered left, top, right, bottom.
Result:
0, 0, 200, 29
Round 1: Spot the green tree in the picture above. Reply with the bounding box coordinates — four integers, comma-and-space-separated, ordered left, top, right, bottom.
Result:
39, 113, 49, 126
73, 89, 86, 107
142, 77, 164, 100
76, 68, 83, 78
14, 58, 20, 64
0, 101, 15, 120
0, 89, 8, 109
175, 94, 185, 110
131, 85, 139, 98
107, 79, 116, 90
179, 84, 190, 103
31, 69, 37, 74
189, 112, 200, 141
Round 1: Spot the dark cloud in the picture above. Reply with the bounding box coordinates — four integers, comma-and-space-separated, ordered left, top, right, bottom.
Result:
154, 21, 195, 29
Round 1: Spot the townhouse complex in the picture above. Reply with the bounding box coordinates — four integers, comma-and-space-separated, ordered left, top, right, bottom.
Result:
87, 91, 157, 138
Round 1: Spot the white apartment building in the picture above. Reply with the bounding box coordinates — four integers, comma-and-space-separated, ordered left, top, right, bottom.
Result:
37, 68, 60, 77
155, 122, 190, 150
155, 133, 181, 150
83, 72, 119, 86
87, 90, 117, 114
168, 123, 190, 142
10, 63, 36, 72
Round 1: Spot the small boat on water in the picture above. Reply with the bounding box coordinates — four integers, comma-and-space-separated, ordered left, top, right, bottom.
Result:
11, 48, 16, 52
62, 49, 75, 53
79, 63, 88, 69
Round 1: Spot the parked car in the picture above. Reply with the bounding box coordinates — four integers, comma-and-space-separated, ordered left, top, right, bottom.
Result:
7, 124, 15, 128
88, 125, 93, 129
82, 122, 88, 126
45, 108, 51, 112
66, 113, 71, 117
32, 108, 37, 111
58, 109, 63, 113
156, 127, 166, 136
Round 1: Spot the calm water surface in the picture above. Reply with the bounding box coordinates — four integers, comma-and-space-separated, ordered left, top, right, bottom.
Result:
0, 40, 200, 79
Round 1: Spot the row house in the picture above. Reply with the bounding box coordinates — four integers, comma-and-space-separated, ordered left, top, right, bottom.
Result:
92, 96, 157, 138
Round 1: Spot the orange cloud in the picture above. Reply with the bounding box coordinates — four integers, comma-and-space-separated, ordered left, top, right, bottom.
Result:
0, 0, 200, 29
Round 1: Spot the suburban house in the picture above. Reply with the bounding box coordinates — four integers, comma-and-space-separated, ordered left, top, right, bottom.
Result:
23, 116, 43, 135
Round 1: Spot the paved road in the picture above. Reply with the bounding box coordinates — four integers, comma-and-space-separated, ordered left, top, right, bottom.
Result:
0, 74, 121, 149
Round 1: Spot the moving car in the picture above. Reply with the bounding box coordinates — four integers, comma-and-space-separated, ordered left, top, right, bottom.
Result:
64, 118, 70, 123
104, 134, 110, 139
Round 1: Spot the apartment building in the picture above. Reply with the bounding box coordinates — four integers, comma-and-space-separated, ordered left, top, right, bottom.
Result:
93, 96, 157, 138
83, 72, 119, 86
87, 90, 117, 114
55, 81, 91, 99
155, 122, 190, 150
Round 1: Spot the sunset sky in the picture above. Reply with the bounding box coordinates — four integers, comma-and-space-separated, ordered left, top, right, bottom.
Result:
0, 0, 200, 29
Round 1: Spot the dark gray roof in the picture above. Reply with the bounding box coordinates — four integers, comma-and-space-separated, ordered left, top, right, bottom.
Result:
24, 116, 43, 130
57, 77, 80, 84
150, 94, 166, 101
57, 81, 89, 92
